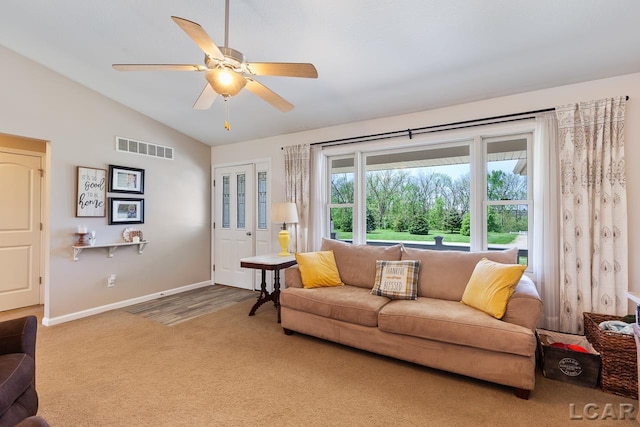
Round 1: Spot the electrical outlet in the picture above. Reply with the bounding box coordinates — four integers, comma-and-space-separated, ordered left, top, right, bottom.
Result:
107, 274, 116, 287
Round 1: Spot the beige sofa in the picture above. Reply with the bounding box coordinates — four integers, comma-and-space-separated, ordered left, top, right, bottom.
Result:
280, 238, 543, 399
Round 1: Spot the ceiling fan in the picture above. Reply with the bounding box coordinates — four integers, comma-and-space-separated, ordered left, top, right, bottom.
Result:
112, 0, 317, 129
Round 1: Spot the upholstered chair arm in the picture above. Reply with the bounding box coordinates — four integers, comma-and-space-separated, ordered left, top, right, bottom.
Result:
284, 265, 304, 288
0, 316, 37, 358
14, 416, 51, 427
502, 276, 543, 331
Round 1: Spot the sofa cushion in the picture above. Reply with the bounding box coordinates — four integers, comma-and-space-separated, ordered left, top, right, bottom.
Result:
401, 247, 518, 301
378, 298, 536, 357
370, 260, 420, 300
295, 250, 344, 288
461, 258, 526, 319
0, 353, 35, 415
280, 285, 390, 327
320, 238, 402, 289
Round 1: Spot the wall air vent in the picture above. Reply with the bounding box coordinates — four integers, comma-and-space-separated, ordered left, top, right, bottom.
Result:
115, 136, 174, 160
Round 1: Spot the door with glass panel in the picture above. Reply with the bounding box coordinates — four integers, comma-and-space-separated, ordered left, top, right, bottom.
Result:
214, 164, 254, 289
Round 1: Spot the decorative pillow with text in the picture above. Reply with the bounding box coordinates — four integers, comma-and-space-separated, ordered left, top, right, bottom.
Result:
370, 260, 420, 300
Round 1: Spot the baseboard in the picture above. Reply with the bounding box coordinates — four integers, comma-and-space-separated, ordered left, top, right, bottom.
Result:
42, 280, 212, 326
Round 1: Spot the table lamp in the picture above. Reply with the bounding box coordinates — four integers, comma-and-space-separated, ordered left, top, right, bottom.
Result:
271, 202, 299, 256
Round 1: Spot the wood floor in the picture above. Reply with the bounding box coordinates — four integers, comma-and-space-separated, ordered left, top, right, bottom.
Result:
0, 304, 44, 322
122, 285, 255, 326
0, 285, 255, 326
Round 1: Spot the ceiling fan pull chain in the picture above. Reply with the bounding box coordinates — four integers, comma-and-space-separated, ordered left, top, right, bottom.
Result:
224, 96, 231, 131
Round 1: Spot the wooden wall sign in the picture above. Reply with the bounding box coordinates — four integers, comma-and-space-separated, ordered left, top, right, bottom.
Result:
76, 166, 106, 217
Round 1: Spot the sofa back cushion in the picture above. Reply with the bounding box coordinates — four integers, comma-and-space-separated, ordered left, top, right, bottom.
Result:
320, 238, 402, 288
401, 247, 519, 301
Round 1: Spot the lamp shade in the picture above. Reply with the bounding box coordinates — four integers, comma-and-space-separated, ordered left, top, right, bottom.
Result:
205, 68, 247, 97
271, 202, 299, 225
271, 202, 298, 256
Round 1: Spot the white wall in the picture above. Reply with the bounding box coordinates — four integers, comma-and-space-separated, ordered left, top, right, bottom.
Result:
4, 40, 637, 321
212, 72, 640, 300
0, 46, 212, 322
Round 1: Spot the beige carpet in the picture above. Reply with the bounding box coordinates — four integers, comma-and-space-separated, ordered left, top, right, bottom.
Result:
28, 300, 637, 426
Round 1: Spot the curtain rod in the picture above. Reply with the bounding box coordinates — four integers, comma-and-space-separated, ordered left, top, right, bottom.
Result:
281, 95, 628, 150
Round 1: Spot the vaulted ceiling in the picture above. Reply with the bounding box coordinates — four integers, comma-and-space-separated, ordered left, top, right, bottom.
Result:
2, 1, 640, 146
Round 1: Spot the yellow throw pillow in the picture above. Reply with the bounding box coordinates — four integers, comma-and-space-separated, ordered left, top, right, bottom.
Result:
295, 250, 344, 289
461, 258, 526, 319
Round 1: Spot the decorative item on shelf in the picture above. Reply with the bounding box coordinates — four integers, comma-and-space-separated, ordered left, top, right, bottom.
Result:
271, 202, 298, 256
122, 227, 143, 243
89, 230, 97, 246
74, 225, 90, 245
131, 230, 142, 243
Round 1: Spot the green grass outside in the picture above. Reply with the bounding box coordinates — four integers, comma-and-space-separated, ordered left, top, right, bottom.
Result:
333, 229, 518, 245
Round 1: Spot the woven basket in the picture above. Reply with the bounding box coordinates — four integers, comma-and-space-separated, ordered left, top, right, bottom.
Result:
583, 312, 638, 399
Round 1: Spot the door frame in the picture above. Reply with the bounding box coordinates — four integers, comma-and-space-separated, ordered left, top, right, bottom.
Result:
0, 138, 49, 313
211, 158, 272, 290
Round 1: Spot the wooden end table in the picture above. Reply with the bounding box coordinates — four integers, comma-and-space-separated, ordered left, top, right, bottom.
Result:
240, 254, 297, 323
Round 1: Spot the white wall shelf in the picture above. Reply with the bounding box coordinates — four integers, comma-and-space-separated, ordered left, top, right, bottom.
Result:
72, 241, 149, 261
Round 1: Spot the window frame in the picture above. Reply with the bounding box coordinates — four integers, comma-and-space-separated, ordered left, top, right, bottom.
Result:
481, 133, 533, 268
328, 154, 358, 241
321, 119, 537, 270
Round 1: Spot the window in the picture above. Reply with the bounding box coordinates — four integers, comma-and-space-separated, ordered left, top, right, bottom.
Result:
323, 124, 534, 269
222, 175, 230, 228
237, 174, 246, 229
484, 135, 531, 265
365, 144, 471, 246
329, 157, 355, 239
257, 171, 267, 229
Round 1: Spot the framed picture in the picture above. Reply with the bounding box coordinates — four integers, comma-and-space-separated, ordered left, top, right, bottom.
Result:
76, 166, 106, 217
108, 165, 144, 194
109, 197, 144, 225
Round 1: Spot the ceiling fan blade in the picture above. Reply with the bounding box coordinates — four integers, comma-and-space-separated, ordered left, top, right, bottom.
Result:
245, 79, 294, 112
112, 64, 206, 72
193, 84, 218, 110
246, 62, 318, 78
171, 16, 225, 61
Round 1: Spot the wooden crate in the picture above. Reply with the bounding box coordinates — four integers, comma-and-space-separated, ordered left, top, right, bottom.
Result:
537, 329, 601, 388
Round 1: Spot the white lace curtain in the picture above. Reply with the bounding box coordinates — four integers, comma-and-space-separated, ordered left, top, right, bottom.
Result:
533, 112, 561, 331
308, 145, 326, 251
283, 144, 310, 253
556, 96, 628, 334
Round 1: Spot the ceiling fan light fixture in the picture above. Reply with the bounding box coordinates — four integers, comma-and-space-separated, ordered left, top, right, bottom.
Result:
206, 68, 246, 96
113, 12, 317, 114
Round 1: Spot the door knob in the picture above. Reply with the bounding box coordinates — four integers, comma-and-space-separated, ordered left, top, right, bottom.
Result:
246, 232, 252, 236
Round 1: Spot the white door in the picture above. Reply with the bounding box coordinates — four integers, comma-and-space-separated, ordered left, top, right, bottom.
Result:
0, 151, 42, 311
214, 164, 254, 289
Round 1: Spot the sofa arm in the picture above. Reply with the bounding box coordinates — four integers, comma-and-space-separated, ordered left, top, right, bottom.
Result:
502, 276, 542, 331
284, 265, 304, 288
0, 316, 37, 358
